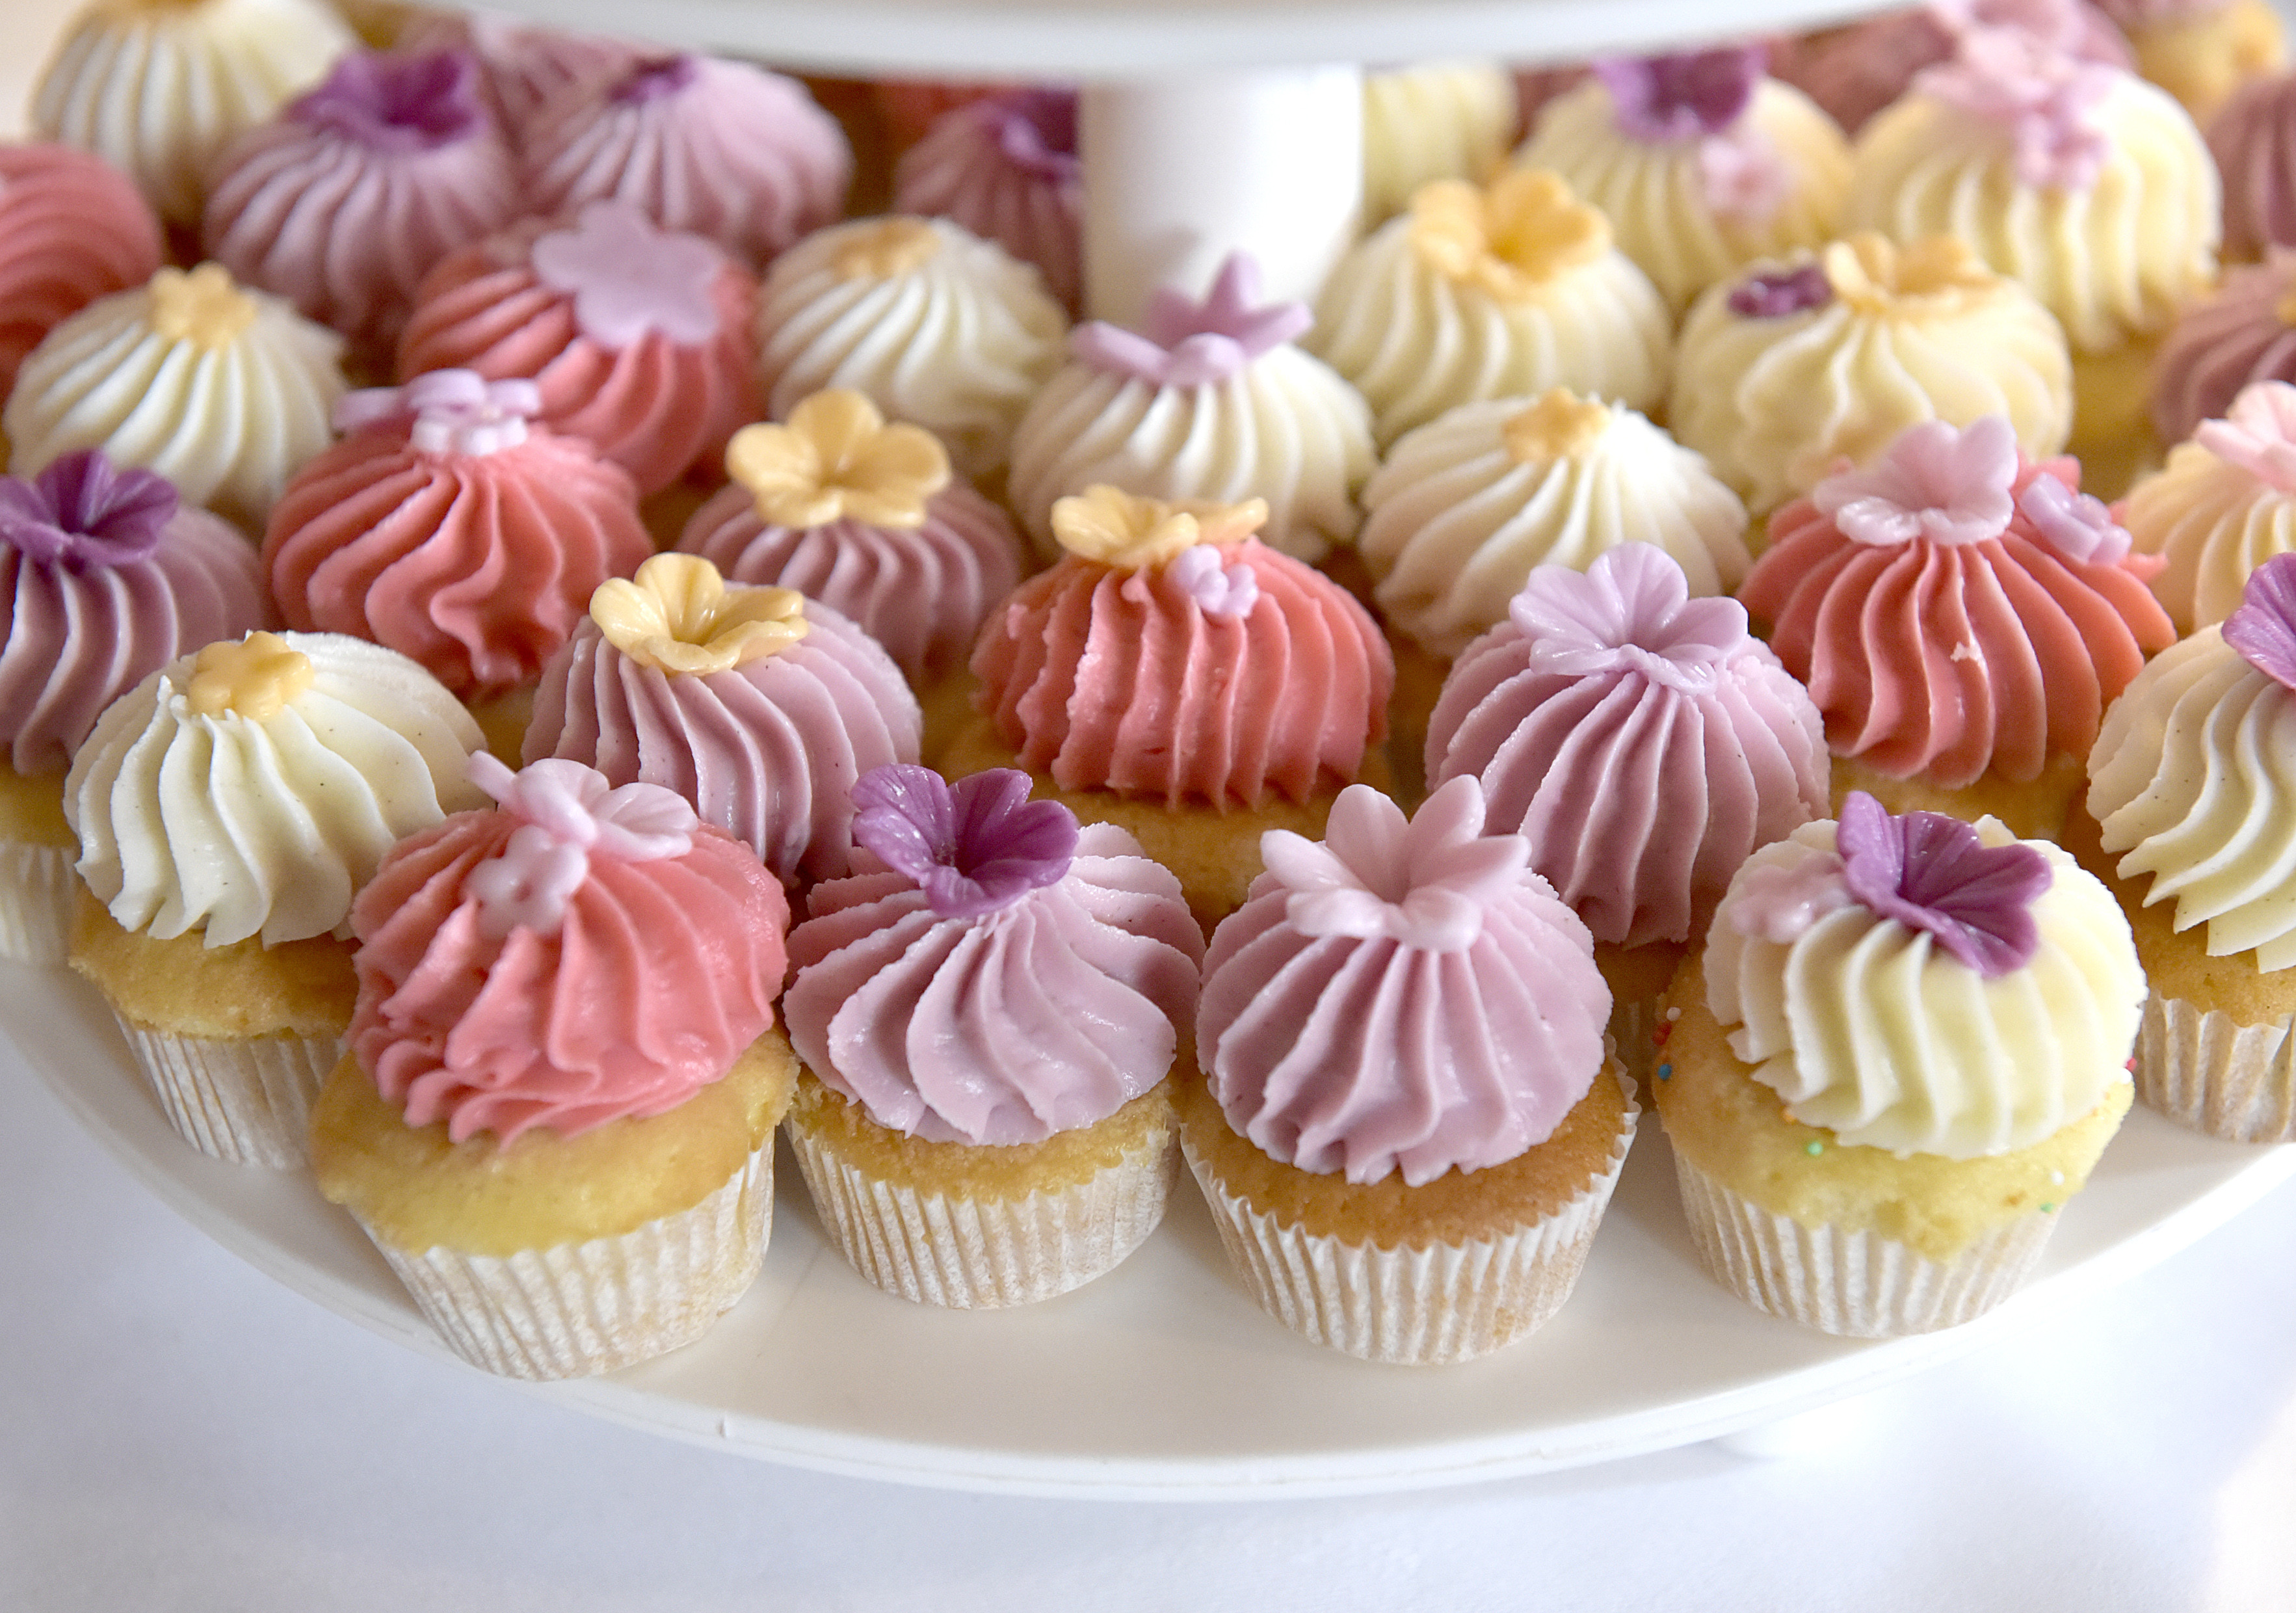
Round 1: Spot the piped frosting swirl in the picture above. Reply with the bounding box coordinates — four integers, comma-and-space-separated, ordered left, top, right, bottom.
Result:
0, 144, 164, 401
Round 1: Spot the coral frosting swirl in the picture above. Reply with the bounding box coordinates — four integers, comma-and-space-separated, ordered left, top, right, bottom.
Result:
349, 761, 788, 1144
1739, 418, 2174, 783
1427, 546, 1828, 948
0, 145, 163, 401
1199, 777, 1611, 1185
786, 774, 1204, 1146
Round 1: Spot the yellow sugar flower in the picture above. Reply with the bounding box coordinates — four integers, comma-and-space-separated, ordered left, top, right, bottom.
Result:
148, 264, 259, 349
1503, 389, 1613, 464
1410, 170, 1611, 302
829, 219, 943, 282
591, 554, 809, 676
1823, 235, 1998, 317
185, 632, 313, 721
1049, 485, 1269, 570
724, 390, 951, 531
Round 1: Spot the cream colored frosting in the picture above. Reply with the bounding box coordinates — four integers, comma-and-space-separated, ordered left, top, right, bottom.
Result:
31, 0, 357, 227
1706, 818, 2143, 1158
2089, 626, 2296, 967
1361, 61, 1518, 226
66, 630, 486, 948
1843, 71, 2219, 356
1359, 392, 1751, 658
2120, 438, 2296, 632
1514, 77, 1853, 314
1670, 236, 2075, 514
751, 217, 1068, 481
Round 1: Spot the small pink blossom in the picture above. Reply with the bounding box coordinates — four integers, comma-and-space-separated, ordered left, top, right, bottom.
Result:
1696, 126, 1791, 224
530, 200, 728, 350
2195, 381, 2296, 494
1068, 253, 1312, 387
463, 754, 697, 937
1812, 416, 2020, 548
1260, 776, 1533, 953
1507, 544, 1749, 693
1726, 851, 1856, 943
2015, 473, 2131, 562
1167, 542, 1260, 619
336, 369, 544, 457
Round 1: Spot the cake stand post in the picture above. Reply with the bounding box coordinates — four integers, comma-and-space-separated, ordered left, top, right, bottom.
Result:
1078, 67, 1364, 327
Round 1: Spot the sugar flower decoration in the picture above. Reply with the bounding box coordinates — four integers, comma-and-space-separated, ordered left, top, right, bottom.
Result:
1049, 485, 1268, 571
334, 369, 544, 456
851, 763, 1079, 919
611, 53, 702, 105
1835, 790, 2052, 976
147, 265, 258, 349
1595, 46, 1766, 142
183, 632, 313, 722
1167, 543, 1261, 619
1408, 170, 1611, 301
1068, 253, 1313, 386
530, 200, 728, 349
1811, 416, 2019, 548
1822, 234, 1998, 315
983, 88, 1079, 182
2222, 552, 2296, 693
2015, 473, 2130, 563
2195, 381, 2296, 496
1917, 27, 2117, 191
590, 553, 808, 676
1726, 851, 1857, 944
724, 390, 951, 531
1728, 263, 1832, 319
464, 753, 699, 939
1503, 390, 1613, 462
289, 49, 486, 150
0, 450, 177, 572
1508, 544, 1750, 694
1695, 124, 1791, 224
830, 218, 944, 281
1261, 775, 1533, 953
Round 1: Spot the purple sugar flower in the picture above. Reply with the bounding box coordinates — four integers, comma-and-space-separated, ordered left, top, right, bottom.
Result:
1594, 46, 1767, 142
1836, 791, 2052, 976
291, 49, 486, 151
613, 54, 702, 105
2223, 552, 2296, 693
1728, 263, 1834, 319
0, 451, 178, 573
852, 764, 1080, 919
1069, 253, 1313, 387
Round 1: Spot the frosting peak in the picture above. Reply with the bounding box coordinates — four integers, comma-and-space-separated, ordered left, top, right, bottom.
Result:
1261, 776, 1530, 953
590, 554, 808, 676
291, 49, 485, 151
831, 218, 942, 280
1068, 253, 1312, 386
0, 451, 174, 572
1407, 170, 1611, 300
1810, 416, 2019, 547
724, 390, 951, 531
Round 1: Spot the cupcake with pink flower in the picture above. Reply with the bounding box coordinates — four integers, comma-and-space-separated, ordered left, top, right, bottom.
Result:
893, 89, 1082, 314
1773, 0, 2129, 136
0, 145, 164, 403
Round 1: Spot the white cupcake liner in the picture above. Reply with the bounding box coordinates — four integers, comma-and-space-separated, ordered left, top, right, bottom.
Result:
1183, 1094, 1638, 1365
2135, 991, 2296, 1144
363, 1143, 774, 1381
0, 841, 77, 964
787, 1118, 1177, 1308
1670, 1150, 2056, 1338
116, 1017, 340, 1169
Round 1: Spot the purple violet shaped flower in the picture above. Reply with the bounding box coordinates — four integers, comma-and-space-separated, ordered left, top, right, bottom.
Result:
852, 764, 1081, 920
1594, 46, 1767, 142
531, 200, 727, 349
613, 54, 702, 105
1167, 542, 1260, 619
0, 450, 178, 574
1508, 544, 1750, 694
2222, 552, 2296, 693
2014, 473, 2130, 563
1834, 790, 2053, 977
1728, 263, 1833, 319
1068, 253, 1313, 387
291, 49, 487, 152
985, 88, 1080, 183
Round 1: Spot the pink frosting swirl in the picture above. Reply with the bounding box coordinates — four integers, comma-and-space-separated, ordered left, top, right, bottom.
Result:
971, 539, 1392, 808
2152, 252, 2296, 445
523, 599, 921, 885
0, 145, 163, 402
892, 90, 1083, 313
348, 775, 788, 1145
2210, 74, 2296, 262
397, 209, 759, 496
676, 479, 1023, 682
787, 818, 1203, 1145
261, 421, 650, 702
519, 54, 850, 267
1426, 546, 1828, 948
1200, 776, 1610, 1185
202, 51, 521, 367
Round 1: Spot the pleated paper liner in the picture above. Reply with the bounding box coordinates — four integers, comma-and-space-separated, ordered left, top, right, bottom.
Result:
115, 1019, 339, 1168
2135, 991, 2296, 1144
0, 841, 76, 963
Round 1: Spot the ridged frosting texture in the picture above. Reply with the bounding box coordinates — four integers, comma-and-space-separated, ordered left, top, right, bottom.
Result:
1359, 392, 1752, 658
30, 0, 358, 226
2152, 251, 2296, 445
262, 416, 652, 702
0, 144, 165, 401
200, 49, 521, 367
1740, 417, 2175, 783
2121, 389, 2296, 632
1198, 776, 1611, 1185
1514, 74, 1854, 313
4, 265, 346, 533
1426, 546, 1828, 948
788, 820, 1202, 1145
349, 771, 787, 1143
1361, 62, 1518, 224
397, 207, 759, 496
2207, 71, 2296, 260
972, 537, 1391, 808
67, 631, 486, 947
1843, 64, 2219, 354
399, 13, 639, 139
1306, 170, 1672, 448
1705, 816, 2143, 1157
1670, 236, 2075, 514
892, 90, 1082, 313
753, 218, 1068, 481
520, 53, 849, 268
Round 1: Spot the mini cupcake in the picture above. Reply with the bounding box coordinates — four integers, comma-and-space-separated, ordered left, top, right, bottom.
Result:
752, 217, 1068, 483
0, 144, 164, 403
1361, 62, 1518, 225
2098, 0, 2286, 123
1670, 235, 2074, 516
1514, 46, 1853, 315
309, 754, 794, 1378
1306, 169, 1670, 449
2208, 70, 2296, 263
783, 764, 1203, 1307
1739, 415, 2174, 838
947, 487, 1392, 929
68, 630, 485, 1167
396, 201, 761, 498
524, 552, 920, 888
891, 89, 1081, 314
2122, 380, 2296, 632
1008, 253, 1376, 563
1180, 775, 1635, 1364
4, 263, 345, 533
1657, 792, 2142, 1335
2151, 250, 2296, 447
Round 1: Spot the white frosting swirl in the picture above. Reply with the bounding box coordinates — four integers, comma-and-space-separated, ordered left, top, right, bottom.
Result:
2120, 439, 2296, 633
1362, 62, 1518, 225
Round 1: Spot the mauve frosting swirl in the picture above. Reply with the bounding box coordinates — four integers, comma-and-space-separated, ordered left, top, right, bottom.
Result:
892, 90, 1082, 313
350, 801, 787, 1143
787, 820, 1202, 1145
398, 13, 640, 140
1427, 546, 1828, 947
2209, 72, 2296, 261
0, 145, 163, 402
2152, 252, 2296, 446
971, 539, 1392, 808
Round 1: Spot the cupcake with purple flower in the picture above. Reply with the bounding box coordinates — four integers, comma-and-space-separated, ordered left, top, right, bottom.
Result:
892, 89, 1083, 314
